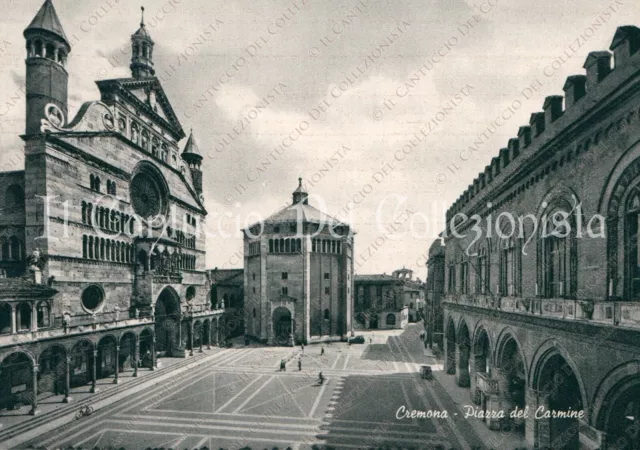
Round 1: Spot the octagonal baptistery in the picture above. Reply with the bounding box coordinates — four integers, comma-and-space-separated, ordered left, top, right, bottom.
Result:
243, 179, 355, 345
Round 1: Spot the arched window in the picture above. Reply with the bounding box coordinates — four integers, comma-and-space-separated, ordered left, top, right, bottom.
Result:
285, 239, 290, 253
82, 235, 87, 258
476, 245, 489, 294
87, 203, 93, 226
90, 174, 95, 190
37, 301, 50, 328
269, 239, 273, 253
253, 308, 256, 318
296, 239, 301, 252
106, 180, 112, 194
9, 236, 22, 261
5, 184, 24, 206
141, 130, 149, 150
151, 137, 159, 157
539, 206, 576, 299
34, 40, 43, 57
88, 236, 93, 259
131, 122, 139, 143
280, 239, 285, 253
94, 176, 101, 192
324, 309, 330, 320
0, 303, 11, 334
18, 302, 31, 330
45, 43, 55, 60
386, 313, 396, 326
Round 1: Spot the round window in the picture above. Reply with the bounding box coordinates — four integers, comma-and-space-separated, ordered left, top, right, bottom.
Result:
81, 285, 104, 311
130, 172, 163, 219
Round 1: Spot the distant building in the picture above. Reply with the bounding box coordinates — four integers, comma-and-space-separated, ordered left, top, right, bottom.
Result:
208, 268, 244, 339
243, 179, 354, 345
424, 239, 444, 349
354, 268, 425, 330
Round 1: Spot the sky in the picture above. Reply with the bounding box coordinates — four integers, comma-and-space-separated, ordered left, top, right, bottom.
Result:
0, 0, 637, 278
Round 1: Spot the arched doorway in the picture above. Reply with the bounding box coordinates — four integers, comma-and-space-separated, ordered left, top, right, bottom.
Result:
155, 287, 180, 357
596, 372, 640, 450
496, 335, 526, 434
203, 320, 211, 349
97, 335, 118, 380
370, 314, 379, 329
272, 307, 292, 346
446, 317, 456, 374
38, 345, 66, 396
457, 321, 471, 387
472, 328, 491, 404
139, 328, 154, 368
70, 340, 93, 388
120, 333, 137, 374
193, 321, 202, 351
536, 353, 583, 450
0, 352, 34, 410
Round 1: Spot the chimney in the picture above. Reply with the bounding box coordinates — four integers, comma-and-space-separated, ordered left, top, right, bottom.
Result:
500, 148, 510, 168
563, 75, 587, 107
543, 96, 563, 125
473, 178, 479, 195
530, 112, 545, 136
610, 26, 640, 68
508, 138, 520, 159
479, 172, 486, 188
583, 51, 612, 87
518, 126, 532, 149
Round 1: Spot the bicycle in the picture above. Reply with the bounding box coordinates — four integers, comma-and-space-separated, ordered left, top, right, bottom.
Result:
75, 404, 94, 420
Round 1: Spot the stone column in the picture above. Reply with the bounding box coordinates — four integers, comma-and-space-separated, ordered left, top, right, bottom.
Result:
91, 350, 98, 393
215, 317, 220, 346
29, 365, 39, 416
456, 344, 471, 387
199, 325, 203, 353
63, 357, 72, 403
10, 304, 16, 334
445, 339, 456, 374
133, 337, 139, 377
469, 357, 480, 404
151, 337, 156, 371
113, 346, 119, 384
189, 320, 194, 356
31, 304, 38, 332
207, 321, 212, 350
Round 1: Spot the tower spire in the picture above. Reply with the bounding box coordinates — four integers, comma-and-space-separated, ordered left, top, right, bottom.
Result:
130, 5, 155, 78
293, 178, 308, 205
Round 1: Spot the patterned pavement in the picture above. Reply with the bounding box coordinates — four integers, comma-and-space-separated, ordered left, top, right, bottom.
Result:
25, 325, 485, 449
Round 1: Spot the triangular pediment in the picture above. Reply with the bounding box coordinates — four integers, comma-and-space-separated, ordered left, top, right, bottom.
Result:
96, 77, 185, 140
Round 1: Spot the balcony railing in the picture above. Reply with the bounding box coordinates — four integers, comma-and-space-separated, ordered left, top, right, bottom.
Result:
476, 372, 498, 395
445, 294, 640, 330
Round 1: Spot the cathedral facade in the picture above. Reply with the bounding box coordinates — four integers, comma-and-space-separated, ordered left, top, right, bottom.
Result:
243, 180, 354, 345
432, 26, 640, 450
0, 0, 223, 414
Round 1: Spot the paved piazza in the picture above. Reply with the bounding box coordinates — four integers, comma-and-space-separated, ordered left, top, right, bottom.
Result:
28, 325, 483, 449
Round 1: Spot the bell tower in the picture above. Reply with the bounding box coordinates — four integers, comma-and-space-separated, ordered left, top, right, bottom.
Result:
23, 0, 71, 135
182, 130, 203, 197
130, 7, 155, 79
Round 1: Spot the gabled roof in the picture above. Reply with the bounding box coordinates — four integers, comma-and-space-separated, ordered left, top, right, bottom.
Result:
24, 0, 69, 44
96, 77, 186, 140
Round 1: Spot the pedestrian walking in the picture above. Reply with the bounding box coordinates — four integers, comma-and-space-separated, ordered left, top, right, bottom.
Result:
321, 346, 325, 356
301, 343, 304, 353
298, 359, 302, 371
280, 359, 286, 371
369, 337, 372, 344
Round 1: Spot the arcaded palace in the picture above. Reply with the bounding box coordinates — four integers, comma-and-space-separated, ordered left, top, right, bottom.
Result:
243, 180, 354, 345
0, 0, 224, 414
428, 26, 640, 449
